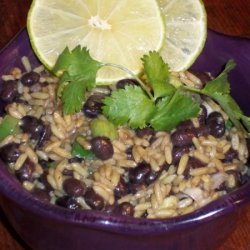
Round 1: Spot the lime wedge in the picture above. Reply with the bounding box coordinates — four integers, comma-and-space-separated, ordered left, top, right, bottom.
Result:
27, 0, 165, 84
159, 0, 207, 71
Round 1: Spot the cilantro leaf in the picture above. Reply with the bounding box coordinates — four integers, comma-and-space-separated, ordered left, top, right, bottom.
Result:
211, 93, 243, 118
142, 51, 175, 99
53, 46, 250, 137
198, 60, 250, 134
150, 89, 200, 131
71, 141, 96, 160
210, 93, 243, 130
57, 71, 71, 97
54, 46, 102, 79
103, 85, 156, 128
62, 79, 87, 114
202, 60, 235, 95
53, 46, 102, 113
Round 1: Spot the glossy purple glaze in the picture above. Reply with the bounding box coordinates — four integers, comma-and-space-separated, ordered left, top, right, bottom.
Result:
0, 29, 249, 250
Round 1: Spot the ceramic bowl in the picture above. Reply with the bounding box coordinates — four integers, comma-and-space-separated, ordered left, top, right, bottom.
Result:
0, 29, 249, 250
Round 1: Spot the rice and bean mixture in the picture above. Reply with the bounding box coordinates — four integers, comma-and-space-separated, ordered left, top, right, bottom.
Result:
0, 57, 249, 219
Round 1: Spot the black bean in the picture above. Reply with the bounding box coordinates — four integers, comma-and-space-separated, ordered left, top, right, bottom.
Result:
15, 158, 35, 182
198, 105, 207, 125
239, 173, 249, 186
114, 178, 128, 198
149, 135, 157, 144
172, 146, 190, 165
188, 157, 206, 169
38, 172, 53, 192
0, 99, 6, 117
63, 178, 86, 197
38, 159, 48, 168
38, 159, 54, 169
129, 183, 146, 194
91, 136, 114, 160
56, 196, 80, 210
0, 80, 19, 103
171, 129, 196, 147
21, 71, 40, 86
32, 189, 50, 203
36, 124, 51, 148
84, 188, 104, 210
222, 148, 238, 163
141, 211, 148, 218
0, 143, 20, 164
68, 157, 82, 164
136, 127, 155, 138
83, 94, 104, 118
195, 126, 209, 137
176, 120, 194, 131
114, 202, 134, 217
161, 162, 171, 171
103, 204, 116, 214
20, 116, 45, 140
125, 147, 134, 161
206, 112, 225, 138
183, 157, 206, 179
116, 79, 139, 89
129, 162, 151, 184
146, 162, 170, 185
62, 169, 74, 177
145, 170, 161, 185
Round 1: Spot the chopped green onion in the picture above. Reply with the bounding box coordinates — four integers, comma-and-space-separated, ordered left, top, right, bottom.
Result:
226, 120, 233, 130
71, 141, 96, 160
0, 115, 20, 141
90, 118, 117, 140
47, 161, 56, 168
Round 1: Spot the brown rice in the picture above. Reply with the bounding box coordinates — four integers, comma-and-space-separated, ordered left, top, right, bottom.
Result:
0, 57, 248, 219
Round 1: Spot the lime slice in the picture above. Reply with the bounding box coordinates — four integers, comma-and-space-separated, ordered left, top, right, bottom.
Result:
159, 0, 207, 72
27, 0, 165, 84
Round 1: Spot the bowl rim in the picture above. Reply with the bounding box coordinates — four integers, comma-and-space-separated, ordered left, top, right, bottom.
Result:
0, 28, 249, 234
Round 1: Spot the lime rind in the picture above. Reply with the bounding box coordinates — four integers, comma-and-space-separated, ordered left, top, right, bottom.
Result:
159, 0, 207, 72
27, 0, 53, 71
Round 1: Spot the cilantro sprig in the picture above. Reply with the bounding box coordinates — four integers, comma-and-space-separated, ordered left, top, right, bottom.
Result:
184, 60, 250, 135
102, 51, 200, 131
53, 46, 250, 135
53, 46, 102, 114
53, 46, 152, 113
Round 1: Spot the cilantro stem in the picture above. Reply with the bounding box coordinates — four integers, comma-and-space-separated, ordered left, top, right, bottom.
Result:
183, 85, 202, 94
102, 62, 154, 100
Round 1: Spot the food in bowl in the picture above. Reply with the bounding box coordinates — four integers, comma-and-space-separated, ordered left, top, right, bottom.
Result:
0, 52, 249, 219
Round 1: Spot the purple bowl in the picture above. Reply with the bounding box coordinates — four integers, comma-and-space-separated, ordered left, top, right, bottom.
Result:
0, 29, 249, 250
